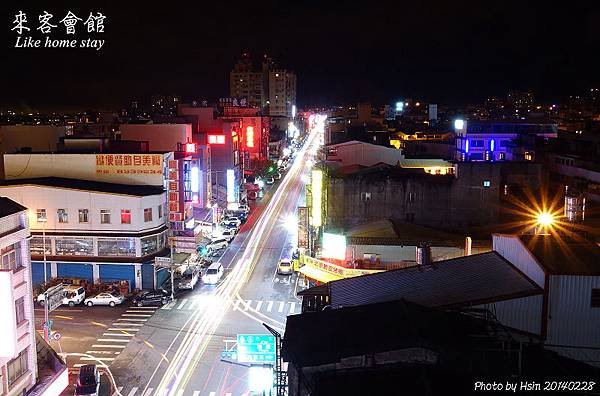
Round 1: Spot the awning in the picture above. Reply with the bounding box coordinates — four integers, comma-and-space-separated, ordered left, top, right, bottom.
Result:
297, 265, 341, 284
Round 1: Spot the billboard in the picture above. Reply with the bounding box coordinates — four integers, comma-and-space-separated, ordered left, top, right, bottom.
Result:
96, 154, 163, 175
322, 233, 346, 260
311, 170, 323, 227
297, 207, 309, 249
226, 169, 235, 203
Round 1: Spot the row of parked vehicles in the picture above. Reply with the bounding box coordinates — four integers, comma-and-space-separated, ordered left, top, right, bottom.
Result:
204, 204, 250, 253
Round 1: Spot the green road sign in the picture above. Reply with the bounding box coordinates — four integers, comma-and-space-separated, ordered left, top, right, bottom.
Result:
237, 334, 276, 364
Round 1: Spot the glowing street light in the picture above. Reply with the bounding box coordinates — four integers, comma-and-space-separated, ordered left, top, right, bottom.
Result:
536, 211, 555, 227
284, 214, 298, 232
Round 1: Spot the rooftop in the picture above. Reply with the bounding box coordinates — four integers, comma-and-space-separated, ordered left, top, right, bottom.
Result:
0, 197, 27, 217
518, 234, 600, 275
300, 251, 542, 309
0, 177, 165, 197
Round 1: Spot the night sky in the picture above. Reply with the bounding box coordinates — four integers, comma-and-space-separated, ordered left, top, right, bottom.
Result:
2, 2, 600, 111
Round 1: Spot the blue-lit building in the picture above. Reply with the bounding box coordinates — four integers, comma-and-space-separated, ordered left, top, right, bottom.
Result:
454, 119, 558, 162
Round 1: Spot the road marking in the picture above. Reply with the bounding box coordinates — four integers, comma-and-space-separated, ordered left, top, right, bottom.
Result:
122, 314, 152, 317
117, 318, 147, 322
255, 300, 263, 311
112, 322, 143, 327
278, 301, 285, 313
208, 393, 216, 396
267, 301, 274, 312
111, 386, 123, 396
232, 299, 241, 311
288, 301, 296, 314
225, 393, 232, 396
177, 299, 188, 309
127, 306, 156, 309
108, 328, 139, 332
86, 350, 116, 355
97, 338, 130, 343
103, 333, 134, 337
161, 301, 175, 310
187, 299, 198, 310
243, 300, 252, 311
81, 357, 115, 361
127, 387, 138, 396
141, 388, 153, 396
191, 392, 199, 396
174, 390, 184, 396
126, 309, 156, 313
92, 344, 126, 349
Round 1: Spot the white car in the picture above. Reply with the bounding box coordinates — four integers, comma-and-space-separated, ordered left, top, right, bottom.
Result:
84, 292, 125, 307
218, 229, 236, 242
206, 238, 228, 251
277, 259, 293, 275
223, 217, 242, 227
37, 285, 86, 307
237, 204, 250, 213
177, 267, 200, 290
202, 263, 224, 285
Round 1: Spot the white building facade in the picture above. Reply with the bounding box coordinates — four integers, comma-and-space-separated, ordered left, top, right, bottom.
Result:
0, 198, 37, 395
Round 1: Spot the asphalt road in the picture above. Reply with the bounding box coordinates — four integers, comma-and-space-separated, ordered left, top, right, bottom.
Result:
108, 129, 319, 396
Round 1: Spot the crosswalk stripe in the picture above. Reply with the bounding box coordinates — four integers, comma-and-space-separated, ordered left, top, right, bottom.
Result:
141, 388, 153, 396
267, 301, 274, 312
232, 299, 241, 311
112, 322, 143, 327
225, 393, 232, 396
108, 328, 139, 332
288, 301, 296, 314
86, 350, 116, 355
117, 318, 147, 322
111, 386, 123, 396
191, 392, 199, 396
161, 301, 175, 310
175, 390, 184, 396
97, 338, 130, 343
278, 301, 285, 313
208, 392, 216, 396
127, 387, 138, 396
81, 357, 114, 361
122, 314, 152, 317
103, 333, 134, 337
243, 300, 252, 311
255, 300, 263, 311
187, 299, 198, 310
127, 306, 156, 309
92, 344, 126, 349
177, 299, 188, 309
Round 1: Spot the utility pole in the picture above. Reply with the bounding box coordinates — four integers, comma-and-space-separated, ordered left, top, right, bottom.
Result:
42, 217, 49, 341
263, 323, 287, 396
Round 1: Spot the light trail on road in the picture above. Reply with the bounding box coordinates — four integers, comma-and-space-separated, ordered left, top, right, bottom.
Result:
148, 120, 324, 396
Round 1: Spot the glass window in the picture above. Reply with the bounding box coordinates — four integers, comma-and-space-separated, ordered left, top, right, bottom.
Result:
30, 237, 51, 255
55, 238, 93, 256
121, 210, 131, 224
36, 209, 46, 222
144, 208, 153, 222
98, 238, 136, 257
15, 297, 25, 325
1, 242, 21, 271
100, 210, 111, 224
7, 348, 28, 385
141, 235, 158, 256
57, 209, 68, 223
158, 231, 167, 250
158, 205, 163, 219
78, 209, 89, 223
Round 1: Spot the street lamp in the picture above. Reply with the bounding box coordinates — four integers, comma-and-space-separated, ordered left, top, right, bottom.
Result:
536, 212, 555, 227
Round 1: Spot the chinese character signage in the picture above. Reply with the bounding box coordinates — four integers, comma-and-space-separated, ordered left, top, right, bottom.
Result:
95, 154, 163, 175
298, 207, 309, 249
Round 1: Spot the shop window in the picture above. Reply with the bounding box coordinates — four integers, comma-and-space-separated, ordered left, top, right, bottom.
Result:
78, 209, 89, 223
15, 297, 25, 325
55, 238, 93, 256
57, 209, 68, 223
141, 235, 158, 256
1, 242, 21, 271
98, 238, 136, 257
158, 205, 163, 219
30, 237, 51, 255
7, 348, 28, 386
100, 210, 111, 224
144, 208, 153, 222
121, 210, 131, 224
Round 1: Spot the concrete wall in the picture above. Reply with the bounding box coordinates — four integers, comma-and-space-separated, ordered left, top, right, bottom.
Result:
120, 124, 192, 152
0, 125, 66, 154
327, 141, 405, 167
346, 244, 464, 264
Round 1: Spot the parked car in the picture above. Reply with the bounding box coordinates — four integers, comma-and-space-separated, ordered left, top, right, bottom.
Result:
197, 257, 212, 268
273, 172, 282, 180
206, 238, 228, 252
219, 220, 240, 231
266, 177, 275, 185
84, 291, 124, 307
177, 266, 200, 290
248, 191, 258, 200
277, 259, 293, 275
202, 262, 224, 285
222, 216, 242, 227
237, 204, 251, 213
131, 289, 171, 307
38, 285, 86, 307
74, 364, 100, 396
218, 228, 236, 242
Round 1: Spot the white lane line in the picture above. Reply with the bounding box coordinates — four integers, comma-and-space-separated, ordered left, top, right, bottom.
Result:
126, 310, 156, 313
97, 338, 130, 343
112, 322, 143, 327
102, 333, 134, 337
191, 392, 199, 396
141, 388, 154, 396
127, 306, 156, 309
255, 300, 263, 311
174, 390, 184, 396
278, 301, 285, 313
243, 300, 252, 311
92, 344, 126, 349
86, 350, 116, 355
177, 299, 188, 310
111, 386, 123, 396
208, 392, 216, 396
122, 314, 152, 317
117, 318, 147, 322
108, 328, 139, 332
127, 387, 138, 396
288, 301, 296, 314
187, 299, 197, 310
81, 357, 114, 361
267, 301, 274, 312
141, 388, 153, 396
161, 301, 175, 310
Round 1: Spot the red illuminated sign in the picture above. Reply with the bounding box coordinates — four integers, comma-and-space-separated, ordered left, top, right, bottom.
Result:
208, 135, 226, 144
185, 142, 196, 153
246, 126, 254, 148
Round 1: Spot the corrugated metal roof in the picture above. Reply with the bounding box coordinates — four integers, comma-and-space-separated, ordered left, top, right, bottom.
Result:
329, 251, 542, 309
